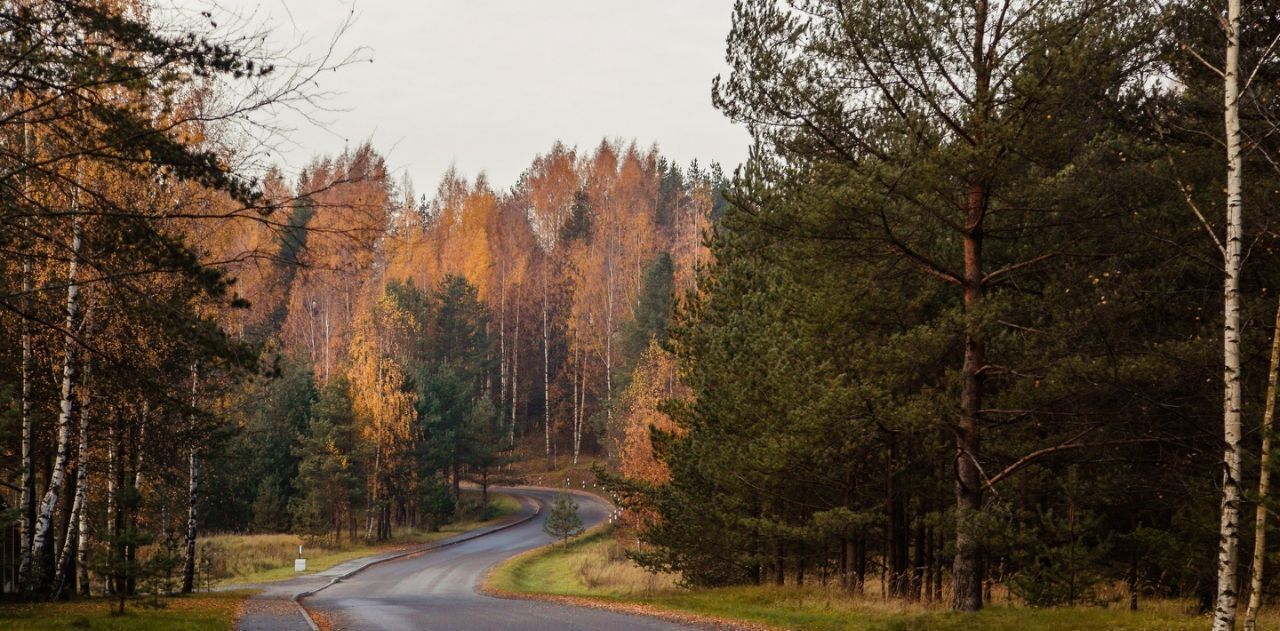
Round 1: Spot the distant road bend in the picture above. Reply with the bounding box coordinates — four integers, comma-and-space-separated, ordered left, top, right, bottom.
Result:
237, 486, 695, 631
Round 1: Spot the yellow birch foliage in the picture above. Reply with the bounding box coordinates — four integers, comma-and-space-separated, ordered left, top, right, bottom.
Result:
347, 294, 417, 472
615, 340, 687, 484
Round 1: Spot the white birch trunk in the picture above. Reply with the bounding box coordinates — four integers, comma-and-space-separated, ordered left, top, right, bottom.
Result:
574, 358, 586, 465
17, 255, 34, 587
605, 258, 614, 430
366, 441, 381, 541
51, 461, 82, 600
29, 216, 83, 590
511, 296, 520, 447
543, 268, 551, 464
105, 418, 117, 595
323, 305, 331, 386
16, 75, 35, 588
182, 363, 200, 593
572, 343, 580, 465
76, 449, 90, 597
499, 264, 507, 429
133, 408, 147, 491
53, 357, 91, 599
1244, 302, 1280, 631
1213, 2, 1245, 627
307, 295, 317, 361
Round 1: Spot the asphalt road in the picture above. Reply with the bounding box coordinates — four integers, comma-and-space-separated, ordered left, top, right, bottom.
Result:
300, 486, 695, 631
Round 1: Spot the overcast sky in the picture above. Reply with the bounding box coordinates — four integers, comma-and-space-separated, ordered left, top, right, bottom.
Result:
201, 0, 749, 193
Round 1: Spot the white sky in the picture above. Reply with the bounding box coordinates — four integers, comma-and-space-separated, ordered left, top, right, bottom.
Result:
199, 0, 749, 193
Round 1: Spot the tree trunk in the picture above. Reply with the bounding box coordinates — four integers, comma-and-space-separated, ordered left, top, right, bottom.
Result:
76, 470, 89, 597
323, 305, 331, 386
16, 59, 36, 593
53, 360, 92, 600
511, 293, 520, 447
577, 362, 587, 463
885, 432, 909, 598
854, 531, 867, 595
1243, 307, 1280, 630
126, 418, 145, 597
543, 269, 552, 465
605, 259, 614, 432
573, 343, 583, 465
1129, 548, 1140, 612
932, 528, 944, 602
775, 543, 785, 585
182, 364, 200, 594
912, 514, 926, 601
953, 179, 988, 612
499, 264, 507, 430
951, 0, 993, 609
51, 461, 79, 601
17, 254, 34, 591
106, 412, 120, 596
1214, 2, 1245, 629
924, 525, 936, 603
28, 216, 83, 592
366, 442, 381, 541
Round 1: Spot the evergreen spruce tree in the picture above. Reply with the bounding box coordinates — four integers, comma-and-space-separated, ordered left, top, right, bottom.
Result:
543, 493, 584, 547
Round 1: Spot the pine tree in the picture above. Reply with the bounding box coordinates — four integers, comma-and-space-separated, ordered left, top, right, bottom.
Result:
543, 493, 584, 547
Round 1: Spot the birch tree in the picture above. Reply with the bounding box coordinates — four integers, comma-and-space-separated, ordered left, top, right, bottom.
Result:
182, 363, 200, 594
1212, 5, 1245, 627
1244, 302, 1280, 631
26, 211, 82, 592
524, 145, 577, 463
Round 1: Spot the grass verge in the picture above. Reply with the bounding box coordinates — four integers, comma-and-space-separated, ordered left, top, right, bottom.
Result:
0, 590, 254, 631
485, 526, 1272, 631
211, 492, 520, 585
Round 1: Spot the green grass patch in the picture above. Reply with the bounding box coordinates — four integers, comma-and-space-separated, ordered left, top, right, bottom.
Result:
488, 526, 1275, 631
212, 492, 520, 585
0, 591, 252, 631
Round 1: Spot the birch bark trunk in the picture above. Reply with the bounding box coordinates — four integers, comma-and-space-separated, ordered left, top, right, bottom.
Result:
182, 363, 200, 593
17, 255, 34, 588
53, 358, 91, 599
365, 441, 381, 542
1213, 1, 1245, 628
499, 263, 507, 430
15, 20, 36, 593
105, 412, 118, 595
605, 258, 614, 430
28, 215, 83, 591
511, 297, 520, 447
573, 345, 583, 464
543, 268, 551, 465
1244, 302, 1280, 631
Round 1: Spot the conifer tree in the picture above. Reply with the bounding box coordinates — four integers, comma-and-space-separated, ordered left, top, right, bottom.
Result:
543, 493, 584, 547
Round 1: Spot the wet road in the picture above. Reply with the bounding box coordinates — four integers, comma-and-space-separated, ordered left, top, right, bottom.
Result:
302, 487, 694, 631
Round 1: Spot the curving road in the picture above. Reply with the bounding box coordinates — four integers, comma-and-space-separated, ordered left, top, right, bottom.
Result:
297, 487, 694, 631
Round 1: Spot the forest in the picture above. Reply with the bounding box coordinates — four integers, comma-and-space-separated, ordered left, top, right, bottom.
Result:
4, 1, 1280, 630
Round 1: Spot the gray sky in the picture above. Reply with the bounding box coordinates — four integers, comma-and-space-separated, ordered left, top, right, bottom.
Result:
204, 0, 749, 192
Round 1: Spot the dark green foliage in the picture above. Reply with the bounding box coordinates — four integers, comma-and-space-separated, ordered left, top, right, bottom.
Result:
391, 275, 501, 515
560, 189, 594, 244
289, 377, 361, 540
204, 358, 317, 532
543, 493, 584, 546
418, 476, 456, 532
620, 253, 674, 363
600, 0, 1280, 607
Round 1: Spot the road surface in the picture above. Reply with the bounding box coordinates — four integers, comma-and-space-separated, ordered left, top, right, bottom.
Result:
242, 486, 696, 631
